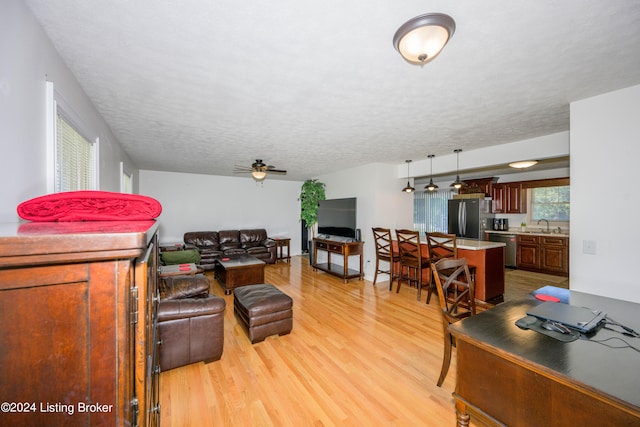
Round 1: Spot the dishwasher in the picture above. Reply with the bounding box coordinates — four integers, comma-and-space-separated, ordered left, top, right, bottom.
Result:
488, 233, 517, 268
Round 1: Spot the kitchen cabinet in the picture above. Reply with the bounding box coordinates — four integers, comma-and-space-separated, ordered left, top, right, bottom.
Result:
460, 177, 498, 197
517, 234, 540, 270
492, 182, 527, 214
540, 236, 569, 275
517, 234, 568, 276
0, 221, 160, 426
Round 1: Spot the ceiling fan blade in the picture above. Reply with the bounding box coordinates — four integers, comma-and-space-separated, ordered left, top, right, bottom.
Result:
267, 169, 287, 175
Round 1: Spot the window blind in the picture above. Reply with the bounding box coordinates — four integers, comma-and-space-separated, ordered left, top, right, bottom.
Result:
56, 114, 96, 192
414, 189, 452, 233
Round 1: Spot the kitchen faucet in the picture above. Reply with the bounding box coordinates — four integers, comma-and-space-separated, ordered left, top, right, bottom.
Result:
538, 219, 550, 233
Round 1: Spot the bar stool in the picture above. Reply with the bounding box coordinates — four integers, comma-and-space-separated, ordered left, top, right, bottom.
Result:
372, 227, 400, 290
426, 232, 476, 304
395, 229, 431, 301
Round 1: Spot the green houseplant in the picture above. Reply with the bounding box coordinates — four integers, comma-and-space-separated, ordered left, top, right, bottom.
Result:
299, 179, 326, 238
299, 179, 326, 260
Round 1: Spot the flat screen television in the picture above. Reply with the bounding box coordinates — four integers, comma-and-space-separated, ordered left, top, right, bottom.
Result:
317, 197, 357, 239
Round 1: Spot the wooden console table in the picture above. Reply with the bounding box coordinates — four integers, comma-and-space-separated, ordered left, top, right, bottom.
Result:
449, 291, 640, 426
312, 237, 364, 283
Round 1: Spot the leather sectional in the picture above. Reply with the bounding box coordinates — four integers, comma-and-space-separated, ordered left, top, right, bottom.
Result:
184, 229, 277, 270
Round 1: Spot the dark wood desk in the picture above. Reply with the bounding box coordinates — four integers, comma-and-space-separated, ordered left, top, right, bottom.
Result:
449, 292, 640, 426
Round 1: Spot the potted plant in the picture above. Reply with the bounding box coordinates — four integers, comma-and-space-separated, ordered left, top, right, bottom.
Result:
521, 221, 527, 232
299, 179, 326, 262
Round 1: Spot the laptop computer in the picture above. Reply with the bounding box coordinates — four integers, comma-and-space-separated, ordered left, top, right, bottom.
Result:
526, 301, 606, 334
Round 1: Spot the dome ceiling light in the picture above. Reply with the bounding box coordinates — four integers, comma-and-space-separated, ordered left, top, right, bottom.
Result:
509, 160, 539, 169
393, 13, 456, 66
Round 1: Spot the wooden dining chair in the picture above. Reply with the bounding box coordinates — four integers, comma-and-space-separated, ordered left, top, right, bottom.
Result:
425, 232, 457, 304
426, 232, 476, 302
430, 257, 477, 387
394, 229, 431, 301
371, 228, 400, 290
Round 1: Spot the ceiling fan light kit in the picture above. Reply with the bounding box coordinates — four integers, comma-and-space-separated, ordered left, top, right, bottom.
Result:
393, 13, 456, 65
234, 159, 287, 182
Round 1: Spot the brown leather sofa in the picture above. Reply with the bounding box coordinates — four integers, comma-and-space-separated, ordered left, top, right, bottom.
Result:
184, 229, 277, 268
157, 274, 225, 371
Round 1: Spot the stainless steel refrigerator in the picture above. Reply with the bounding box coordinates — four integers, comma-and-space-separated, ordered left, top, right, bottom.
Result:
448, 198, 494, 239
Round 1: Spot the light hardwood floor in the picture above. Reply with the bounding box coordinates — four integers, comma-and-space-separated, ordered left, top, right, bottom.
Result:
159, 257, 568, 426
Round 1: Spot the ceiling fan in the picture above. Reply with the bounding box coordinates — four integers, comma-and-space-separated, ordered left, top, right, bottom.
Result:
234, 159, 287, 182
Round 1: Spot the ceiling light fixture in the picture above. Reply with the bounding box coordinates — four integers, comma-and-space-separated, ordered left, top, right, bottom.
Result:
450, 149, 465, 189
393, 13, 456, 65
509, 160, 538, 169
402, 160, 415, 193
251, 170, 267, 181
425, 154, 439, 191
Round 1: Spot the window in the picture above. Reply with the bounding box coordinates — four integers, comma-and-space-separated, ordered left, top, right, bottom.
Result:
55, 114, 97, 192
46, 81, 98, 193
120, 162, 133, 193
531, 186, 570, 221
414, 189, 452, 233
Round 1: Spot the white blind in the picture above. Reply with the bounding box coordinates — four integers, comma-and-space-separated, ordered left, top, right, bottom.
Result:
414, 189, 452, 233
55, 114, 96, 192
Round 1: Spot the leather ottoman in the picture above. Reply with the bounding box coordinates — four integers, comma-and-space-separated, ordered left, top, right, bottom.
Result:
233, 284, 293, 343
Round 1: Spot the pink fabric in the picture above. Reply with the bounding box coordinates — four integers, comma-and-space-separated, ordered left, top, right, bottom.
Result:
17, 191, 162, 222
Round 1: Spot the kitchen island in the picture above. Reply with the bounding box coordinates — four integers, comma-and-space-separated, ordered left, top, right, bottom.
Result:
455, 239, 505, 303
394, 238, 505, 304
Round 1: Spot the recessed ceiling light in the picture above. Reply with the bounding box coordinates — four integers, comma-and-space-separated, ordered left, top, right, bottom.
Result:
509, 160, 538, 169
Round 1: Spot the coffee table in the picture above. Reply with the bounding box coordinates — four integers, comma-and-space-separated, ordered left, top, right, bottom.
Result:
214, 254, 266, 295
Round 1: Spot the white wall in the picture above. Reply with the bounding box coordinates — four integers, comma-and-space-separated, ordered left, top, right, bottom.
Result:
0, 0, 137, 223
570, 84, 640, 303
139, 170, 303, 251
315, 163, 413, 281
406, 132, 570, 179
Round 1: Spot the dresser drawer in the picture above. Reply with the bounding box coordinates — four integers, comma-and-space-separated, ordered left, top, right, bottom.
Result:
328, 244, 344, 253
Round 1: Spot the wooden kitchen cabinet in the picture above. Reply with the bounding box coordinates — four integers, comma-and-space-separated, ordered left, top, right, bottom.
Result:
0, 221, 160, 426
540, 236, 569, 275
517, 234, 540, 270
460, 177, 498, 197
492, 182, 527, 214
517, 234, 568, 276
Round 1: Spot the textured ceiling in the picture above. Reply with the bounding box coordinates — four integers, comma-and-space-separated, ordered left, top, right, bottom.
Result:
25, 0, 640, 181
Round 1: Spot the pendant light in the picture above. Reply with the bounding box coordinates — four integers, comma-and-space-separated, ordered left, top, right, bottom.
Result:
450, 149, 465, 189
425, 154, 439, 191
402, 160, 415, 193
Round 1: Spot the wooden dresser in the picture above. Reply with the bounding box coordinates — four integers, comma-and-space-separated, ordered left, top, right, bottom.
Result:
0, 221, 160, 426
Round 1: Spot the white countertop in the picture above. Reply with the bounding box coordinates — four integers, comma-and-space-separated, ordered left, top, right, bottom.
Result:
486, 230, 569, 238
456, 238, 505, 251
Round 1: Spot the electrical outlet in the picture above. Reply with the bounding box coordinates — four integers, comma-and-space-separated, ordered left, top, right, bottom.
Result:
583, 240, 597, 255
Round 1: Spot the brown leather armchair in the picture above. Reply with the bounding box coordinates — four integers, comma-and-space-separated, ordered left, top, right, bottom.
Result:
157, 274, 225, 371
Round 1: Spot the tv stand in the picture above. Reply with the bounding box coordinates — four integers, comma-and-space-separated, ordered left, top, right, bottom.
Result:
312, 237, 364, 283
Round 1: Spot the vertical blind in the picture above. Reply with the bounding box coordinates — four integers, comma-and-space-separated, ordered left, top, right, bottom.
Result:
414, 189, 453, 233
55, 114, 96, 192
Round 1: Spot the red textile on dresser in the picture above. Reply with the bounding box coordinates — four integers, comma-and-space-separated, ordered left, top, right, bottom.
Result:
17, 191, 162, 222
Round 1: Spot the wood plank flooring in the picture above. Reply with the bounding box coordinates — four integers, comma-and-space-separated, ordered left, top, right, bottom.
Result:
159, 257, 568, 426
